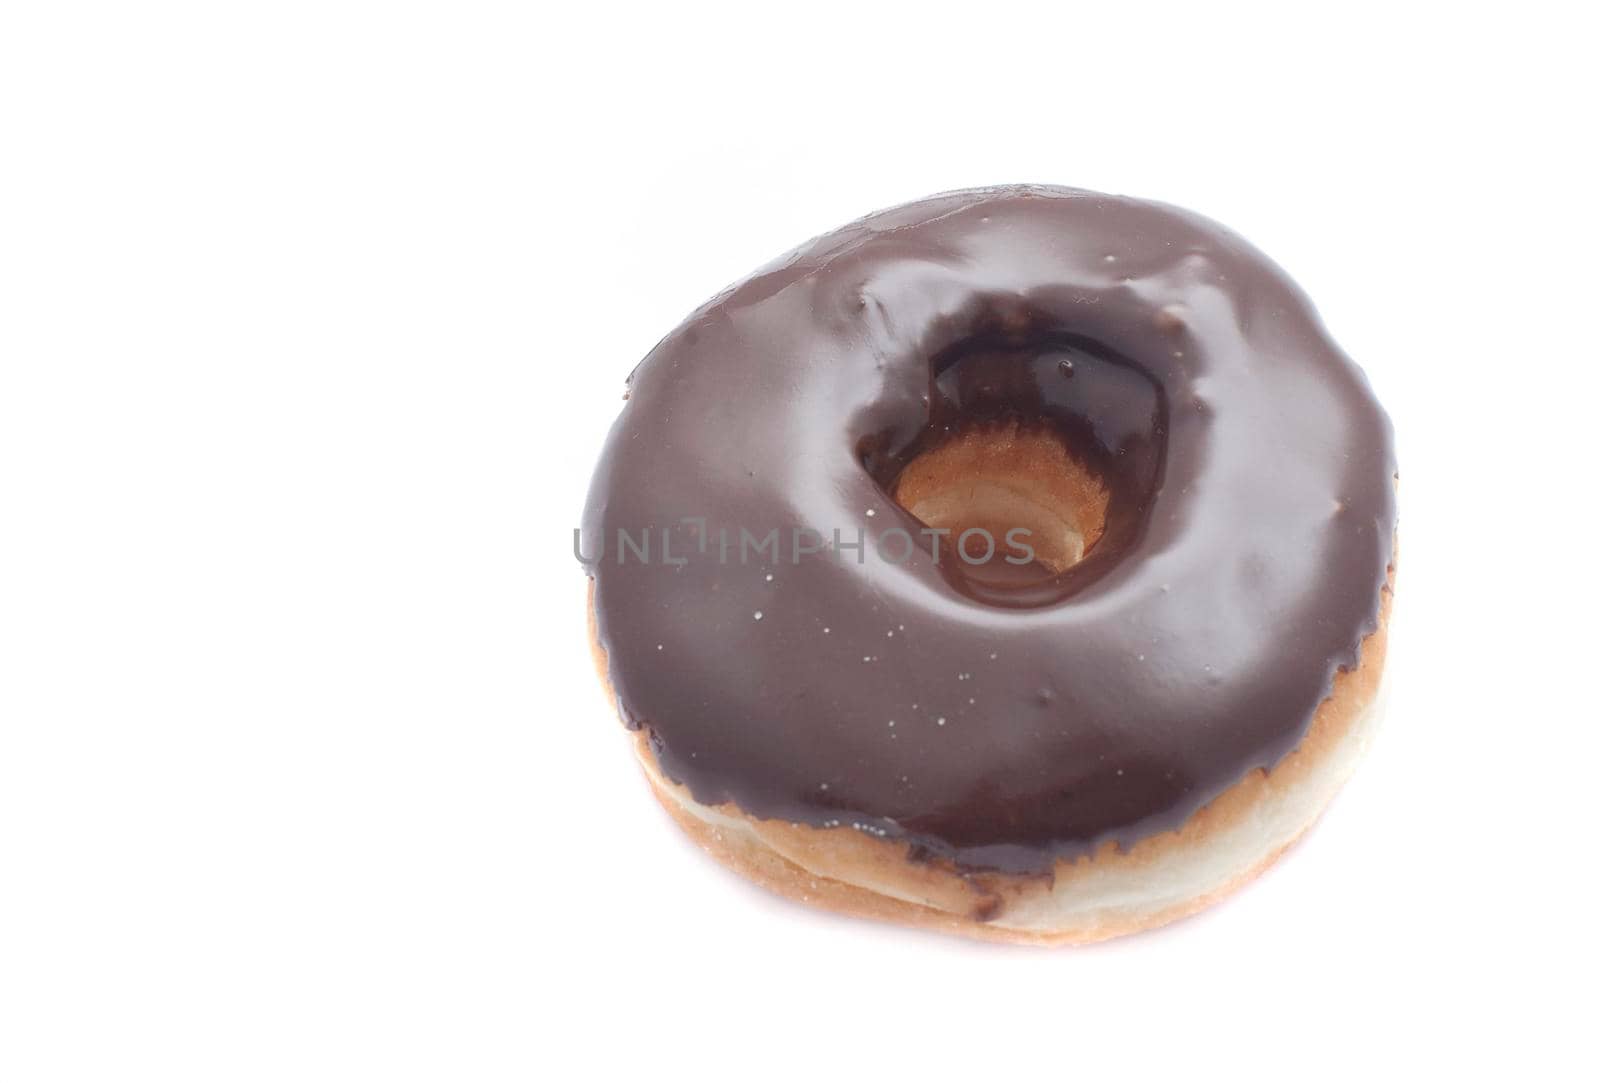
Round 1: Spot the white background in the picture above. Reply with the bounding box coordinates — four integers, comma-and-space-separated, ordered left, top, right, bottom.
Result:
2, 2, 1596, 1079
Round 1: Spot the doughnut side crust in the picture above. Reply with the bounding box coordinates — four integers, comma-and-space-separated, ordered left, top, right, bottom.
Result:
587, 559, 1394, 945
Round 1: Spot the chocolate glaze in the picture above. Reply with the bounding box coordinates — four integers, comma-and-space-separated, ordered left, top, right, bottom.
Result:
581, 186, 1396, 875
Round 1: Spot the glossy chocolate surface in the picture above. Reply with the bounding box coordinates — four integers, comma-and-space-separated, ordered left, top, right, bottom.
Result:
581, 186, 1395, 874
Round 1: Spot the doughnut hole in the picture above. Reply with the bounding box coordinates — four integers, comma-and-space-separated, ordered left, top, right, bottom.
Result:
857, 328, 1167, 606
892, 421, 1110, 575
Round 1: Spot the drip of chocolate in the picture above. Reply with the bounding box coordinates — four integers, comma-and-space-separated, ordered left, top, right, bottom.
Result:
581, 186, 1396, 874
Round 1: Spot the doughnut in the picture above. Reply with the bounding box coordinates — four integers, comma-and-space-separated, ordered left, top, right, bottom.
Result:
579, 185, 1397, 944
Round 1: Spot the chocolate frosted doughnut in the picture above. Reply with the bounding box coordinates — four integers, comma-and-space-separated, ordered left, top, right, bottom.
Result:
581, 186, 1396, 942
